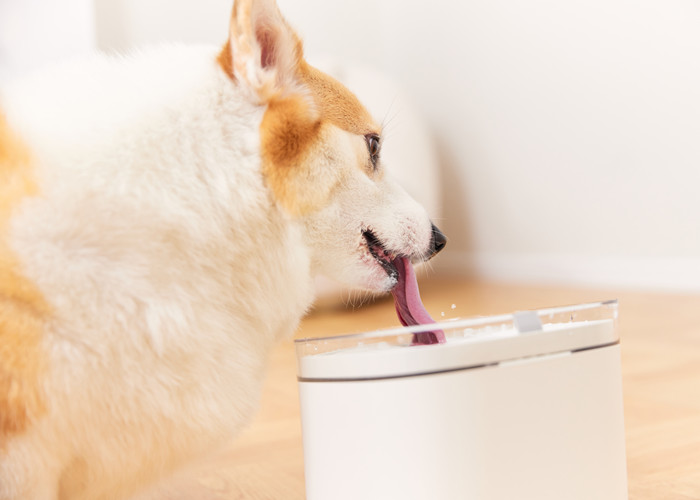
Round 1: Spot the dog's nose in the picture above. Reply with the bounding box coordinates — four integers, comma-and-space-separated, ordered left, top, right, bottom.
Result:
429, 223, 447, 257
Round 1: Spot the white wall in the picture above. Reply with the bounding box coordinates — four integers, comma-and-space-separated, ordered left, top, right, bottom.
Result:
92, 0, 230, 52
281, 0, 700, 292
7, 0, 699, 291
0, 0, 95, 79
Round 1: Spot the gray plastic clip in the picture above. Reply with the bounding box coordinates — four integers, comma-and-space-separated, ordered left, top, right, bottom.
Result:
513, 311, 543, 333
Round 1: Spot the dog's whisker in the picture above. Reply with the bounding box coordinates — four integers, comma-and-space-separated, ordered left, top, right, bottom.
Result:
382, 113, 401, 137
380, 94, 400, 132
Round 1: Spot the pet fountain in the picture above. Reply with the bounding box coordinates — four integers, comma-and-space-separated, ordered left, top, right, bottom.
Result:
296, 300, 628, 500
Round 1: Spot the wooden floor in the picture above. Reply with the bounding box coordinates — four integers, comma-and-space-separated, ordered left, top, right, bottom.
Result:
145, 279, 700, 499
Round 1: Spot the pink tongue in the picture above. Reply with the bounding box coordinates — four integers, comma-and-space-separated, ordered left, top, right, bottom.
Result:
391, 257, 446, 345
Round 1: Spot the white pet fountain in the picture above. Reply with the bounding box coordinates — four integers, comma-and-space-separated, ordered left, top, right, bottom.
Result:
296, 300, 628, 500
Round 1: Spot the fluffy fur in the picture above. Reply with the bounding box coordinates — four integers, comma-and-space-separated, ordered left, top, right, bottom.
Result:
0, 0, 440, 498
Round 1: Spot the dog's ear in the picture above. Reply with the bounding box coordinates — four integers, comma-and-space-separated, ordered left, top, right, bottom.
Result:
220, 0, 304, 100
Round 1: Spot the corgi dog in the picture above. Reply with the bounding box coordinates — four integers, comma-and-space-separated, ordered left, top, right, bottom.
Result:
0, 0, 446, 498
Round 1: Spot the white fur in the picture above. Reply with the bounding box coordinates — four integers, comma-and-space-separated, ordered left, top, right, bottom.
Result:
0, 36, 436, 500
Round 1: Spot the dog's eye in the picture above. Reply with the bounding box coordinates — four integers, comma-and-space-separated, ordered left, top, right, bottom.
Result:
365, 134, 381, 168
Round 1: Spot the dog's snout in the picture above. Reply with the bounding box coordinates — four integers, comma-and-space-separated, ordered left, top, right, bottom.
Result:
429, 223, 447, 258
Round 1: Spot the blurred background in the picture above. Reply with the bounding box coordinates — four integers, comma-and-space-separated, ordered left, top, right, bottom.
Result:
2, 0, 698, 293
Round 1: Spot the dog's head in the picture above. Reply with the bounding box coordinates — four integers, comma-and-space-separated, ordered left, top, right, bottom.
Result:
220, 0, 445, 293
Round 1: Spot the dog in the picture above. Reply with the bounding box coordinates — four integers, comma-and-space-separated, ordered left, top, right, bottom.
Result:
0, 0, 445, 497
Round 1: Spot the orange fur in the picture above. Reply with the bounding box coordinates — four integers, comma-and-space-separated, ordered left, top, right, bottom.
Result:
259, 94, 327, 215
298, 61, 378, 136
217, 39, 235, 81
0, 111, 48, 438
219, 1, 380, 215
260, 94, 320, 174
258, 64, 381, 215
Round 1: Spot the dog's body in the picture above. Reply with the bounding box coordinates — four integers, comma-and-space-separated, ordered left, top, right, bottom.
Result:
0, 1, 442, 498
